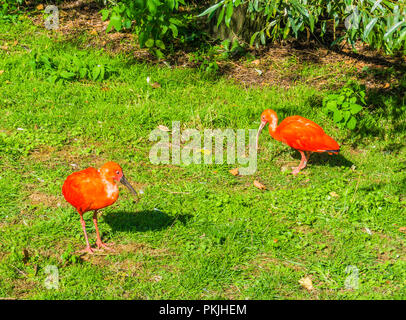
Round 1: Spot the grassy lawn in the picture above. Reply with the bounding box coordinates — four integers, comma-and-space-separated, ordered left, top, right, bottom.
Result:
0, 19, 405, 300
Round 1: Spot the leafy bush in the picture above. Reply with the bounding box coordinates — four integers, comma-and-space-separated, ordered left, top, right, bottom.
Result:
29, 52, 116, 83
200, 0, 406, 54
323, 81, 366, 130
100, 0, 188, 58
0, 0, 23, 22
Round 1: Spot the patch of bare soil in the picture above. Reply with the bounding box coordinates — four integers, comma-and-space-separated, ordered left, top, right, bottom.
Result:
28, 143, 108, 170
28, 191, 63, 208
80, 242, 173, 274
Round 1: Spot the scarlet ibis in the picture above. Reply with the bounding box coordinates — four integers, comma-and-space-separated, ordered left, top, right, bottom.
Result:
62, 161, 138, 254
256, 109, 340, 174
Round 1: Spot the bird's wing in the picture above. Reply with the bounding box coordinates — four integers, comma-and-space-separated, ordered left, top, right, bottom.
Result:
62, 168, 106, 213
277, 119, 339, 152
280, 116, 325, 133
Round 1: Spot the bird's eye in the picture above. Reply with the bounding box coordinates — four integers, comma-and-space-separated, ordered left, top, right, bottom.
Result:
116, 170, 120, 175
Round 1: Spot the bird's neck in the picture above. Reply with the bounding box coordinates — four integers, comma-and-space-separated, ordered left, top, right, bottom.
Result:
102, 177, 119, 201
268, 114, 279, 137
98, 170, 119, 200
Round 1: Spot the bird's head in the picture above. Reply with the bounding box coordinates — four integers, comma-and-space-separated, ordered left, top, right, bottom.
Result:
100, 162, 138, 199
256, 109, 278, 150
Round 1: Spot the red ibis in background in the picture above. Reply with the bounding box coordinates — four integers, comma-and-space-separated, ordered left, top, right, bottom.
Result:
62, 161, 138, 254
256, 109, 340, 175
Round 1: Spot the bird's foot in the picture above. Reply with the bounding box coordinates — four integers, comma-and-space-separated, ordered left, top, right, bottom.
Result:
76, 246, 94, 254
291, 167, 301, 175
96, 241, 115, 251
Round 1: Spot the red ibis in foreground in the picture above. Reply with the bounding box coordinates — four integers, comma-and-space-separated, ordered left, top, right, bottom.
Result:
62, 161, 138, 254
256, 109, 340, 174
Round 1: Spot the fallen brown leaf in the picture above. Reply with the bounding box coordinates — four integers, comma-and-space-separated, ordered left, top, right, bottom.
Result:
253, 180, 266, 190
384, 83, 390, 88
299, 276, 314, 291
22, 249, 29, 264
157, 125, 170, 132
36, 4, 44, 10
229, 168, 239, 176
329, 191, 339, 198
0, 70, 4, 75
399, 227, 406, 233
150, 82, 161, 89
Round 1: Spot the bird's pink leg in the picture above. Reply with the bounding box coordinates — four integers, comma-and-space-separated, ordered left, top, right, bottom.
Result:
77, 213, 94, 254
292, 151, 309, 175
93, 210, 114, 251
300, 151, 311, 169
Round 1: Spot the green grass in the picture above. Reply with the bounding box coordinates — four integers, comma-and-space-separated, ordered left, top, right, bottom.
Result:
0, 19, 405, 300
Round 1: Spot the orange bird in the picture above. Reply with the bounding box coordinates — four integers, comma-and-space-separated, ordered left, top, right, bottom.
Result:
256, 109, 340, 174
62, 161, 138, 254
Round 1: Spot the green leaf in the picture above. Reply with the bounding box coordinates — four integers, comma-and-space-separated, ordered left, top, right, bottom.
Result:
123, 19, 131, 29
363, 17, 378, 40
260, 31, 266, 45
101, 9, 109, 21
147, 0, 158, 15
60, 70, 75, 79
343, 110, 351, 122
167, 0, 175, 11
79, 68, 88, 79
109, 15, 122, 32
155, 40, 166, 50
92, 65, 101, 80
347, 116, 357, 130
197, 1, 224, 18
309, 15, 315, 32
145, 39, 155, 48
225, 2, 233, 28
154, 48, 165, 59
217, 5, 225, 28
250, 31, 259, 46
384, 21, 405, 41
370, 0, 383, 13
333, 110, 343, 123
350, 103, 363, 114
396, 27, 406, 45
326, 100, 338, 111
99, 64, 105, 81
169, 24, 178, 37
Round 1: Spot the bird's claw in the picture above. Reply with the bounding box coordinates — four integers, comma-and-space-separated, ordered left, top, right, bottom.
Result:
291, 167, 300, 175
96, 241, 115, 251
76, 246, 94, 254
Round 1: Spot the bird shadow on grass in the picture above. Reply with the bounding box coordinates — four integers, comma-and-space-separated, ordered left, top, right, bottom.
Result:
103, 209, 193, 233
290, 150, 354, 168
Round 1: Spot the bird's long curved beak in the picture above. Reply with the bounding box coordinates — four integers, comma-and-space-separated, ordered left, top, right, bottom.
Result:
256, 121, 267, 150
120, 175, 138, 201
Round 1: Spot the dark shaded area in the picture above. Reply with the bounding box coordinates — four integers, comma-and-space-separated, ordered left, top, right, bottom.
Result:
104, 209, 193, 233
289, 149, 354, 169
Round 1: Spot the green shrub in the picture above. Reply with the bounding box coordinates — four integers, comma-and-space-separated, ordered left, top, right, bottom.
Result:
29, 52, 116, 83
200, 0, 406, 55
323, 81, 367, 130
100, 0, 189, 58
